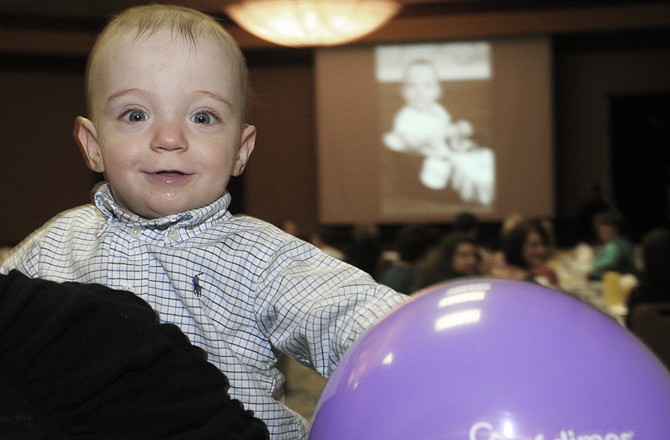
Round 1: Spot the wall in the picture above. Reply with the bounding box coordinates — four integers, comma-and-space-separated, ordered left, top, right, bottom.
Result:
554, 44, 670, 220
245, 63, 318, 235
0, 62, 94, 245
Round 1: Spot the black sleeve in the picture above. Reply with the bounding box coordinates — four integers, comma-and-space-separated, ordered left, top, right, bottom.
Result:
0, 270, 269, 440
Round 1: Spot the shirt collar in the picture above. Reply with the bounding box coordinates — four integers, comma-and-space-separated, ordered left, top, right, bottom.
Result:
92, 183, 231, 230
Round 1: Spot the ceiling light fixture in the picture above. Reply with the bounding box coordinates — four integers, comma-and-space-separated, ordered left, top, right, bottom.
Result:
224, 0, 401, 47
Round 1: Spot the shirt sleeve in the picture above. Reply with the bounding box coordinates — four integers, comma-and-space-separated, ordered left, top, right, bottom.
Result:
0, 205, 101, 281
0, 228, 44, 277
253, 239, 408, 377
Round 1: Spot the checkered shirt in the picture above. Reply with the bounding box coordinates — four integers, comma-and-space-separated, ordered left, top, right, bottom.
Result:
1, 183, 407, 439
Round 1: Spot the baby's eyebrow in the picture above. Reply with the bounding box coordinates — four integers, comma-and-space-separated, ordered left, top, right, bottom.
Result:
106, 88, 149, 105
105, 88, 234, 111
197, 91, 233, 110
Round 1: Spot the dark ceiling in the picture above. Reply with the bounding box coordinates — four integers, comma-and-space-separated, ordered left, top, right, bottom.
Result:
0, 0, 662, 29
0, 0, 667, 60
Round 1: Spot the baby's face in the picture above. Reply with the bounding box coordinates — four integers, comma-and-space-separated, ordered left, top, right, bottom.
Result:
402, 64, 441, 110
86, 30, 253, 219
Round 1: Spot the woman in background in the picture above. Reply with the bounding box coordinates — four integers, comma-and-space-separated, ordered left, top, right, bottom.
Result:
418, 232, 481, 289
491, 219, 560, 288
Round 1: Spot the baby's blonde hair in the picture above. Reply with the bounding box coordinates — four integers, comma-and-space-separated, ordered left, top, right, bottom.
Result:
85, 4, 249, 119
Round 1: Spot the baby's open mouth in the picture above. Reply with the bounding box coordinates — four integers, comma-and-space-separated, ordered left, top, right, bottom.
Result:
147, 170, 191, 184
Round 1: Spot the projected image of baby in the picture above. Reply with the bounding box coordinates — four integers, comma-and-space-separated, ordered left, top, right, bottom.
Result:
383, 59, 452, 157
383, 59, 495, 206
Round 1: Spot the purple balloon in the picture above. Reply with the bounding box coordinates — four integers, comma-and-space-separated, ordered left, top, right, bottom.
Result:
310, 279, 670, 440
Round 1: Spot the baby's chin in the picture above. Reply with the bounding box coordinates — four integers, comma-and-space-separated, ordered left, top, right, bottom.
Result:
114, 188, 226, 219
127, 201, 201, 220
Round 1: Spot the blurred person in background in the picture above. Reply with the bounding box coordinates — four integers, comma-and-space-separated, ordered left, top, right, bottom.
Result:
379, 224, 441, 294
418, 232, 481, 289
588, 209, 636, 280
491, 219, 560, 288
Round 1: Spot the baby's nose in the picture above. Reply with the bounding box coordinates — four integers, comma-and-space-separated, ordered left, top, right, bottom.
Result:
151, 122, 187, 151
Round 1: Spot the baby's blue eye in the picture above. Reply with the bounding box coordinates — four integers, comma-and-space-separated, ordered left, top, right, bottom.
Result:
123, 109, 147, 122
192, 112, 213, 124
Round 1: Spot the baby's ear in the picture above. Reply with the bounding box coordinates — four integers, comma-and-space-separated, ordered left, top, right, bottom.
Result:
74, 116, 105, 173
233, 124, 256, 176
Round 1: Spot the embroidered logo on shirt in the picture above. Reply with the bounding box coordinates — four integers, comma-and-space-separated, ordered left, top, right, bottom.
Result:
192, 273, 203, 297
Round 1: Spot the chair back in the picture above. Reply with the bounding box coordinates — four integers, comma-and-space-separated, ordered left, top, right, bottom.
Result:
630, 302, 670, 371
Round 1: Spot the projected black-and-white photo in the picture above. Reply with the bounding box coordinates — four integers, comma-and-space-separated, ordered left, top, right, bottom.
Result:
315, 37, 553, 224
376, 42, 496, 214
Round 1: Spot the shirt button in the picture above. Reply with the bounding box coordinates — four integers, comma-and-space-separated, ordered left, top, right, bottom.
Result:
121, 283, 134, 292
168, 230, 180, 241
130, 227, 141, 237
